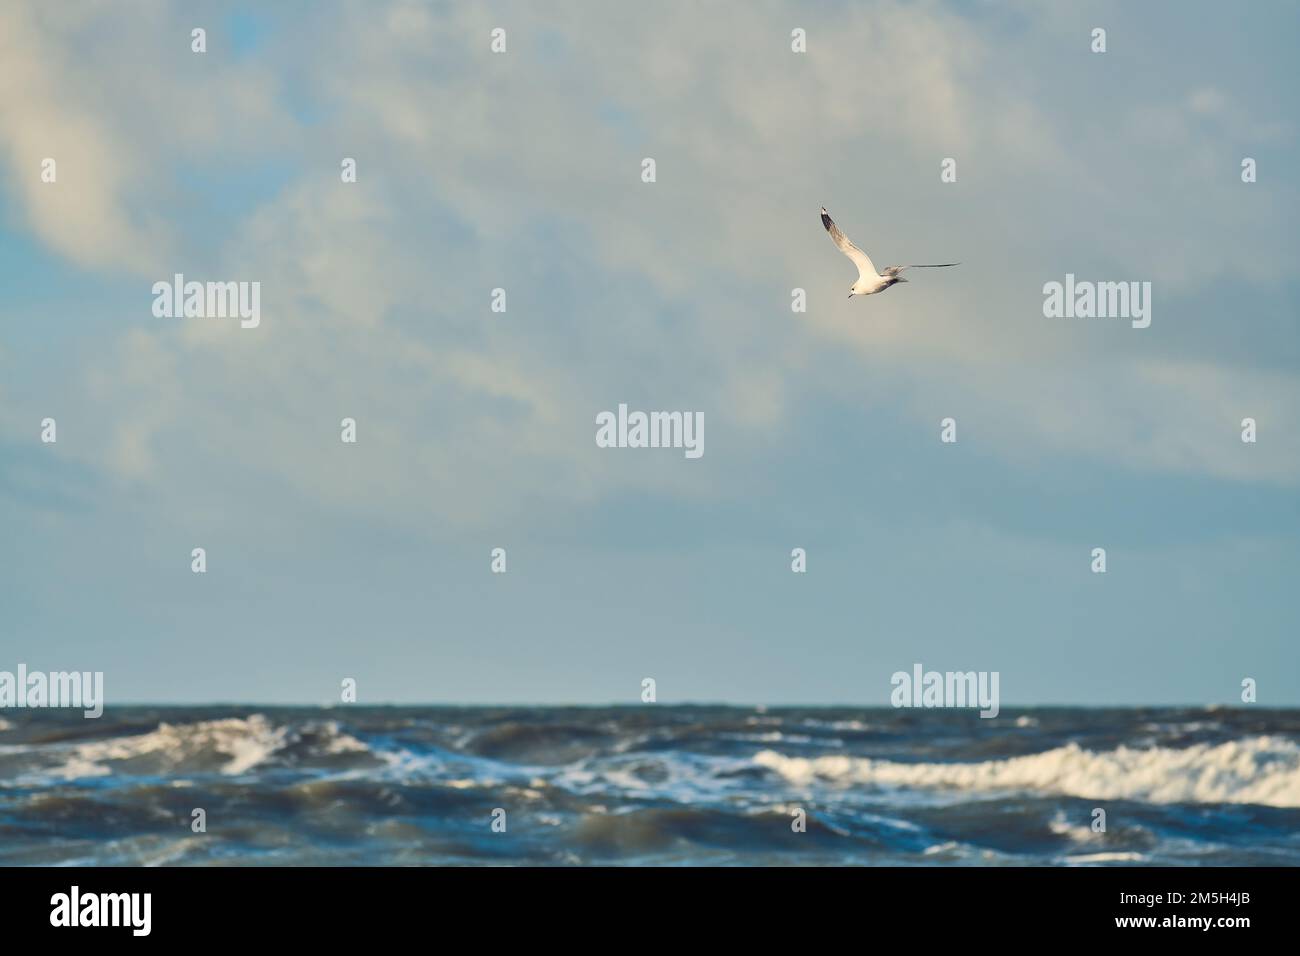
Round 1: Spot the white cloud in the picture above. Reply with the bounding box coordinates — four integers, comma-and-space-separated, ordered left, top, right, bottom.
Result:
2, 0, 1296, 542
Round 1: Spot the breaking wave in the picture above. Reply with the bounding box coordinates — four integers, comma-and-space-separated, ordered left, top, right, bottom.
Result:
38, 714, 371, 780
753, 735, 1300, 807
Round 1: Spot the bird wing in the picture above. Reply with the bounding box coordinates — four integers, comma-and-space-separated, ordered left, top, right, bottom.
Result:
882, 263, 960, 276
821, 207, 879, 279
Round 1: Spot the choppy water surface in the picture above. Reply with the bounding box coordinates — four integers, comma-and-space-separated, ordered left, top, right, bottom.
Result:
1, 706, 1297, 865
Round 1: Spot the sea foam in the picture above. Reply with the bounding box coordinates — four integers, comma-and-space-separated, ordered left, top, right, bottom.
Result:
44, 714, 367, 779
753, 735, 1300, 807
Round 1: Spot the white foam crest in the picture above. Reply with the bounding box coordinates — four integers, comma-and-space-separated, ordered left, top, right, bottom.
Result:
44, 715, 367, 779
47, 714, 288, 778
753, 735, 1300, 807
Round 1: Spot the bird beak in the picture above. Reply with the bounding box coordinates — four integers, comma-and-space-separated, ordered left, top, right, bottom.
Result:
847, 293, 854, 299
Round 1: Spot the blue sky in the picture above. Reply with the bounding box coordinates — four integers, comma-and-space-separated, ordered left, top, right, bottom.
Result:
1, 1, 1297, 705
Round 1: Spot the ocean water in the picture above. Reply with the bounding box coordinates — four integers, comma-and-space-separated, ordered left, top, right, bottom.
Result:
1, 706, 1297, 866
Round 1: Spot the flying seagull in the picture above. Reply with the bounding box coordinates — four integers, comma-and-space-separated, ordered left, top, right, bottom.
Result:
821, 207, 958, 298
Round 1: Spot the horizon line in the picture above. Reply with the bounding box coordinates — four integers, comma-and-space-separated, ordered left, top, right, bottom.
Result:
5, 700, 1288, 711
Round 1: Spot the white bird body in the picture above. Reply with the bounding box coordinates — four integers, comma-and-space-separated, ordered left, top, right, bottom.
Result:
852, 274, 897, 296
820, 207, 957, 298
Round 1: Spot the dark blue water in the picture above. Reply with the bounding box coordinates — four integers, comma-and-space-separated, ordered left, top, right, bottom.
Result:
1, 706, 1297, 865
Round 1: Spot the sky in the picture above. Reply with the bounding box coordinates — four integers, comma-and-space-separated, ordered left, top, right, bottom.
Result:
1, 0, 1297, 706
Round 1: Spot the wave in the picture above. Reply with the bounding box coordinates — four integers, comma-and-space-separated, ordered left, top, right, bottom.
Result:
37, 714, 370, 780
567, 805, 885, 858
753, 735, 1300, 807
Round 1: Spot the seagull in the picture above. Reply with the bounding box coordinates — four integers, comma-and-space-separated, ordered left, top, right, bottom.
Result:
821, 207, 958, 298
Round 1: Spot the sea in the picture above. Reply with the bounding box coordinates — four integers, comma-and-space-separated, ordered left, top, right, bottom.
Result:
1, 705, 1297, 866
